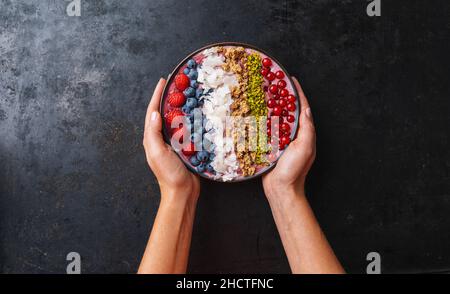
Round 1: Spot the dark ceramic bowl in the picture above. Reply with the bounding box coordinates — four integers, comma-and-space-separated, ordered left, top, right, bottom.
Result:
160, 42, 300, 182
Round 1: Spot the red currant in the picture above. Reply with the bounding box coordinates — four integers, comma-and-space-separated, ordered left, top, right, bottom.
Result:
269, 84, 278, 94
287, 115, 295, 123
281, 136, 291, 146
287, 102, 296, 112
278, 99, 287, 107
275, 71, 285, 79
267, 99, 276, 108
266, 72, 275, 81
272, 106, 282, 116
273, 94, 280, 100
281, 109, 288, 117
261, 67, 269, 77
277, 80, 287, 89
262, 58, 272, 67
280, 88, 289, 97
281, 123, 291, 133
287, 94, 296, 103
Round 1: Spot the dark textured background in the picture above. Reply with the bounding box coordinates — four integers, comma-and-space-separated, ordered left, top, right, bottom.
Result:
0, 0, 449, 274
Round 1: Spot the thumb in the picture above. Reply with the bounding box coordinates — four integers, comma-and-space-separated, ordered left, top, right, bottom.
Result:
297, 106, 315, 147
300, 106, 314, 133
144, 110, 166, 152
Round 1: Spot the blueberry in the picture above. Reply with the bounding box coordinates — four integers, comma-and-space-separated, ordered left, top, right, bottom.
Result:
195, 88, 202, 98
190, 80, 198, 88
182, 105, 192, 114
186, 97, 198, 108
209, 153, 215, 161
196, 163, 206, 173
189, 156, 200, 167
197, 151, 209, 162
183, 68, 190, 75
187, 59, 197, 69
206, 163, 215, 173
188, 69, 198, 80
183, 87, 196, 97
190, 132, 202, 143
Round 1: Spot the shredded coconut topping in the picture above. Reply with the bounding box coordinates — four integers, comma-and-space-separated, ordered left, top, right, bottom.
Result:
198, 47, 240, 181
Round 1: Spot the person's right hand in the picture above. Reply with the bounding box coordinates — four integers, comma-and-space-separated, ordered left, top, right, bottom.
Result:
143, 78, 200, 202
139, 79, 200, 274
261, 80, 344, 273
262, 77, 316, 199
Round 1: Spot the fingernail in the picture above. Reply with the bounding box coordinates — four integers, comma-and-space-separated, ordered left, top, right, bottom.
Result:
305, 108, 312, 119
151, 111, 158, 121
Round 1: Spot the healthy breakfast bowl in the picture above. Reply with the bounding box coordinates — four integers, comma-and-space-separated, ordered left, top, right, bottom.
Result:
160, 42, 300, 182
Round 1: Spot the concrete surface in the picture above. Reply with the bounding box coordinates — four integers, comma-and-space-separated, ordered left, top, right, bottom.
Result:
0, 0, 449, 273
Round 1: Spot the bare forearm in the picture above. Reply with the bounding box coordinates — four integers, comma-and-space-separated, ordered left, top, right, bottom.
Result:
267, 188, 344, 274
138, 191, 197, 274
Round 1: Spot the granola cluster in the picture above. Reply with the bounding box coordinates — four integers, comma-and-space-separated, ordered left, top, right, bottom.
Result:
221, 46, 260, 176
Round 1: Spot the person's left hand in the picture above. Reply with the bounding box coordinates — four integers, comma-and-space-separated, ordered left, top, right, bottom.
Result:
262, 77, 316, 201
143, 78, 200, 202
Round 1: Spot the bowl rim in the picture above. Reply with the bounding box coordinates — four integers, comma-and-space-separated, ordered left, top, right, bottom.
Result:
159, 42, 301, 183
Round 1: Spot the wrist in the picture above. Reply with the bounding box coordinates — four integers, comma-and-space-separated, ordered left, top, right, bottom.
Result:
265, 181, 306, 208
265, 177, 304, 200
160, 185, 199, 207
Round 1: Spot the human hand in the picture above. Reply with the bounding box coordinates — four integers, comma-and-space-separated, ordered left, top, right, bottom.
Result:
261, 85, 344, 273
143, 78, 200, 203
263, 77, 316, 200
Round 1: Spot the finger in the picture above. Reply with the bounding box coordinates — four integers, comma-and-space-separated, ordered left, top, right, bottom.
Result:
280, 109, 315, 175
298, 107, 315, 147
145, 78, 166, 131
144, 110, 166, 152
144, 78, 167, 154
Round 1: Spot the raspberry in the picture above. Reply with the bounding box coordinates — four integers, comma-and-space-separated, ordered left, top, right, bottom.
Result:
165, 108, 184, 126
167, 92, 186, 107
174, 73, 190, 91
